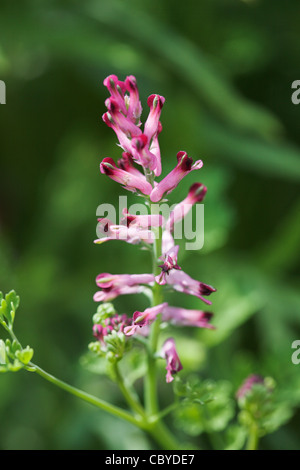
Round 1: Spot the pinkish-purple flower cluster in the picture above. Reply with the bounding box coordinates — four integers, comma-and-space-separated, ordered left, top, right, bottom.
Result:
94, 74, 216, 382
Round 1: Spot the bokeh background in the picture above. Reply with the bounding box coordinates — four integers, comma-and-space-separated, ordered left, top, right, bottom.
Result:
0, 0, 300, 450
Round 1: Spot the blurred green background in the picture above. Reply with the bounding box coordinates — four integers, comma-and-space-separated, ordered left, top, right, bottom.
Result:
0, 0, 300, 450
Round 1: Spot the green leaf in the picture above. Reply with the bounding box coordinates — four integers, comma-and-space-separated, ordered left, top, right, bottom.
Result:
5, 290, 20, 325
238, 382, 293, 437
173, 378, 235, 436
0, 290, 20, 326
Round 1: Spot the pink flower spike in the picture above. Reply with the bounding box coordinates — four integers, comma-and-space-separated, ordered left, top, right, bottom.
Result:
162, 306, 215, 329
166, 269, 216, 305
124, 302, 168, 336
150, 151, 203, 202
100, 157, 152, 195
144, 94, 165, 142
161, 338, 183, 383
165, 183, 207, 231
125, 75, 143, 123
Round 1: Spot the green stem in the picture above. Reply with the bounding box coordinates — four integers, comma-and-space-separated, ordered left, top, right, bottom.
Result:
148, 419, 180, 450
144, 218, 163, 416
28, 362, 146, 430
247, 425, 259, 450
113, 362, 146, 418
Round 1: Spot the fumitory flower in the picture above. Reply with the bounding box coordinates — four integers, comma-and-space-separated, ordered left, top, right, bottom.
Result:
95, 218, 155, 245
124, 303, 168, 336
100, 157, 153, 195
155, 230, 216, 302
161, 338, 183, 383
121, 208, 165, 229
162, 305, 215, 329
93, 273, 155, 302
149, 151, 203, 203
165, 182, 207, 232
165, 269, 216, 305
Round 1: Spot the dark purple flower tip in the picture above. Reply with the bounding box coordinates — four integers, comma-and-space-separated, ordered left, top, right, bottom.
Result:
188, 183, 207, 202
201, 312, 214, 323
176, 151, 194, 171
199, 283, 217, 296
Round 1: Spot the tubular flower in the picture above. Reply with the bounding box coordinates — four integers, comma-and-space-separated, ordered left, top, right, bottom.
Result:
150, 151, 203, 202
165, 183, 207, 231
100, 157, 152, 195
144, 95, 165, 176
96, 273, 155, 289
165, 269, 216, 305
124, 303, 168, 336
95, 218, 155, 245
161, 338, 183, 383
93, 285, 147, 302
121, 208, 165, 229
162, 306, 214, 329
124, 75, 143, 123
144, 94, 165, 142
94, 273, 154, 302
